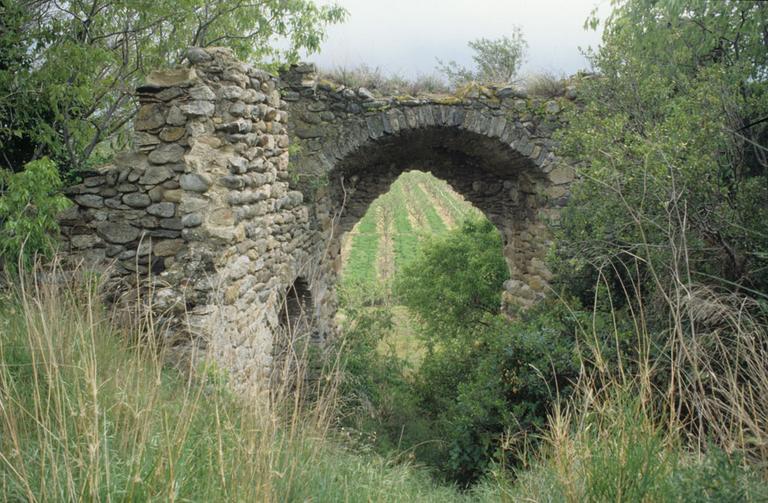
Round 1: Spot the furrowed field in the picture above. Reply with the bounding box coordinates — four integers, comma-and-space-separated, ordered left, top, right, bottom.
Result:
339, 170, 484, 363
341, 170, 482, 290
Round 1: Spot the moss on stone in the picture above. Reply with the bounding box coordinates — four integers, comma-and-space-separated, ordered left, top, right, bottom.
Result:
317, 79, 340, 92
432, 95, 464, 105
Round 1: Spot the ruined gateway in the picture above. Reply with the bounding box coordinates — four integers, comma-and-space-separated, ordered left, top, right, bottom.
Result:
60, 48, 576, 395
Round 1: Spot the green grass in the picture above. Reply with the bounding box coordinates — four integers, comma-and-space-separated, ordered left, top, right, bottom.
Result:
3, 267, 766, 501
405, 182, 447, 234
0, 272, 489, 502
342, 201, 381, 288
376, 306, 425, 370
388, 179, 421, 271
414, 171, 482, 224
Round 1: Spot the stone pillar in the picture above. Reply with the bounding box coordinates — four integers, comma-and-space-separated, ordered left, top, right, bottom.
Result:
61, 47, 311, 397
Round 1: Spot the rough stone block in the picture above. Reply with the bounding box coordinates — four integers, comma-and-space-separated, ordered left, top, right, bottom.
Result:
74, 194, 104, 208
122, 192, 151, 208
147, 202, 176, 218
148, 144, 185, 165
135, 104, 166, 131
180, 173, 211, 193
139, 165, 175, 185
96, 222, 140, 244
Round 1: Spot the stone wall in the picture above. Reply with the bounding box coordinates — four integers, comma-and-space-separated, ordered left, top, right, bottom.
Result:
279, 63, 575, 315
60, 47, 575, 395
61, 48, 313, 396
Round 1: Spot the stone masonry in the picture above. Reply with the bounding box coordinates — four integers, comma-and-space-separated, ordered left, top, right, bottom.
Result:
60, 47, 576, 395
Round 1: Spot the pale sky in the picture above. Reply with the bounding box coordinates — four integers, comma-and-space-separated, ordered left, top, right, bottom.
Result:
309, 0, 611, 79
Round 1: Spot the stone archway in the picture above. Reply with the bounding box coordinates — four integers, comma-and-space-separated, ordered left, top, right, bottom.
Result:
281, 65, 577, 328
317, 126, 554, 317
59, 47, 576, 394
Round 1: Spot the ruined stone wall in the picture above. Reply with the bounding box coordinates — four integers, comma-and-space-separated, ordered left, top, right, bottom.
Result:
60, 48, 576, 395
61, 48, 313, 395
279, 64, 576, 313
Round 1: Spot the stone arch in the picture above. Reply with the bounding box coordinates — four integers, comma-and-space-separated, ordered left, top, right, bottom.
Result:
283, 90, 574, 321
59, 49, 576, 394
278, 276, 314, 336
271, 275, 320, 389
318, 124, 552, 314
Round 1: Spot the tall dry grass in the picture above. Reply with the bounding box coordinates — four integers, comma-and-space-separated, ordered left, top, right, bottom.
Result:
0, 260, 471, 502
499, 158, 768, 501
319, 64, 450, 96
497, 280, 768, 501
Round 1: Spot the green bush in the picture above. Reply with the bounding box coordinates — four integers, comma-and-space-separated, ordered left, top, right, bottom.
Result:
552, 0, 768, 466
335, 218, 582, 486
0, 157, 70, 270
405, 303, 580, 486
556, 0, 768, 305
395, 218, 509, 341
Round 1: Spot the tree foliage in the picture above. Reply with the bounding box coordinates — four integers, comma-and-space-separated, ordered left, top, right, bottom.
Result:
387, 219, 579, 485
556, 0, 768, 304
395, 218, 508, 341
0, 158, 70, 269
437, 29, 527, 87
0, 0, 346, 176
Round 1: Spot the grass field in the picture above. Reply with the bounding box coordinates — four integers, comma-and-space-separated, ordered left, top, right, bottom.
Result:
341, 170, 481, 290
340, 170, 484, 364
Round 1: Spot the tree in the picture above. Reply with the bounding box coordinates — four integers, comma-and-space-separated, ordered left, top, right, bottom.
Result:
391, 217, 579, 485
395, 218, 508, 341
0, 1, 50, 172
437, 28, 527, 87
0, 0, 346, 176
556, 0, 768, 302
0, 158, 70, 270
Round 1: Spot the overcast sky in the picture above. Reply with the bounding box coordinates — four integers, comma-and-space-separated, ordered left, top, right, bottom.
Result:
308, 0, 611, 79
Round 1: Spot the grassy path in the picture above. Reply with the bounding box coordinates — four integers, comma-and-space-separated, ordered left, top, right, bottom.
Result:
402, 181, 447, 235
389, 179, 421, 272
376, 204, 395, 283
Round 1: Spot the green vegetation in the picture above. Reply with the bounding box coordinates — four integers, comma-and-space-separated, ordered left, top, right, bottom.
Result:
341, 201, 382, 287
334, 0, 768, 494
341, 170, 480, 292
319, 65, 450, 97
437, 29, 528, 87
0, 158, 70, 270
505, 393, 768, 502
560, 0, 768, 296
0, 0, 346, 176
3, 266, 765, 501
339, 220, 580, 486
2, 0, 767, 499
0, 269, 487, 502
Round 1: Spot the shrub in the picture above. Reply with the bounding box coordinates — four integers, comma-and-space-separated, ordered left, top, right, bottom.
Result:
553, 0, 768, 465
405, 302, 581, 486
437, 30, 528, 87
0, 157, 69, 270
382, 218, 582, 485
395, 218, 508, 341
524, 72, 566, 98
